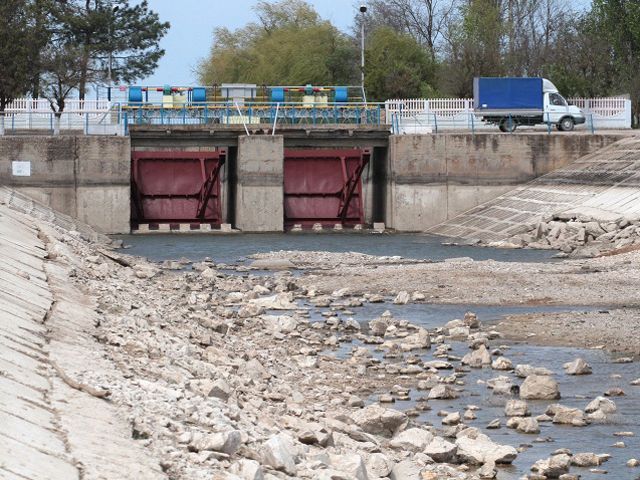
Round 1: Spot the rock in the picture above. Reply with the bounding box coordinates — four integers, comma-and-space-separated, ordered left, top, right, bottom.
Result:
424, 437, 457, 463
455, 430, 518, 464
196, 430, 243, 455
442, 411, 461, 425
393, 291, 410, 305
389, 428, 433, 452
366, 453, 393, 478
585, 396, 617, 418
209, 378, 231, 400
515, 364, 553, 378
369, 316, 391, 336
328, 453, 368, 480
250, 258, 296, 270
238, 303, 265, 318
350, 405, 408, 437
462, 344, 492, 368
478, 461, 497, 479
262, 315, 298, 333
505, 399, 530, 417
464, 311, 480, 328
427, 384, 459, 400
491, 357, 513, 370
531, 453, 571, 478
261, 433, 298, 475
604, 387, 625, 397
563, 358, 592, 375
571, 453, 603, 467
546, 404, 589, 426
250, 293, 298, 310
509, 417, 540, 434
520, 375, 560, 400
230, 459, 264, 480
486, 376, 514, 395
487, 419, 501, 429
389, 459, 422, 480
627, 459, 639, 467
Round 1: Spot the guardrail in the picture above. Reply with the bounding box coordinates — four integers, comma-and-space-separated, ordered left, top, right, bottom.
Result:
119, 102, 385, 133
386, 96, 632, 132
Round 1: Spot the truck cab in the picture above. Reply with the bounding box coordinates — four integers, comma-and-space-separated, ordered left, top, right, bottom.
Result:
543, 80, 585, 131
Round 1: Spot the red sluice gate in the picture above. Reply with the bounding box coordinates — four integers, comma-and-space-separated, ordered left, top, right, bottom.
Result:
284, 148, 371, 228
131, 150, 226, 226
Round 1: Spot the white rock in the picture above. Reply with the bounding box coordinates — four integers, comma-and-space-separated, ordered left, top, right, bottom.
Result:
393, 291, 410, 305
230, 459, 264, 480
505, 399, 530, 417
461, 345, 492, 368
350, 405, 408, 437
563, 358, 592, 375
389, 459, 421, 480
424, 437, 457, 463
455, 430, 517, 465
261, 433, 298, 475
546, 404, 589, 426
531, 453, 571, 478
491, 357, 513, 370
250, 293, 298, 310
389, 428, 433, 452
520, 375, 560, 400
328, 453, 368, 480
514, 364, 553, 378
366, 453, 394, 478
428, 384, 459, 400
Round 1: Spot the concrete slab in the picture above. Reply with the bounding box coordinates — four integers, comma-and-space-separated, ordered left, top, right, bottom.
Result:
0, 434, 79, 480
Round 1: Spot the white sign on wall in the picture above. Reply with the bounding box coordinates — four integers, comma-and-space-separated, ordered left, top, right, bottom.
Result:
12, 161, 31, 177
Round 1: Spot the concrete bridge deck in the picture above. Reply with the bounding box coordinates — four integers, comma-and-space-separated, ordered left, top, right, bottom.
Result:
430, 135, 640, 241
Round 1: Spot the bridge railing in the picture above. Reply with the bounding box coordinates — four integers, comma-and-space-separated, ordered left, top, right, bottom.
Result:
386, 96, 632, 132
119, 101, 386, 133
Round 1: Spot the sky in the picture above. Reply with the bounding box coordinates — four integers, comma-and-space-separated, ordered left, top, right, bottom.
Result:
139, 0, 359, 87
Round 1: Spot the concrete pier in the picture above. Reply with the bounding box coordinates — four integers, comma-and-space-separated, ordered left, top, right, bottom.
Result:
235, 135, 284, 232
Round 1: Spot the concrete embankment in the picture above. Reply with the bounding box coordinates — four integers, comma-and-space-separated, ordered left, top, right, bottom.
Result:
0, 201, 164, 479
430, 135, 640, 245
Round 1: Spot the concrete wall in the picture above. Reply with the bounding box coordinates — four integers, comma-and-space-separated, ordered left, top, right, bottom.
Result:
0, 136, 130, 234
388, 133, 622, 231
236, 136, 284, 232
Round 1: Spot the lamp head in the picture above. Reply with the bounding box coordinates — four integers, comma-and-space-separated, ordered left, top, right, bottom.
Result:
359, 4, 367, 13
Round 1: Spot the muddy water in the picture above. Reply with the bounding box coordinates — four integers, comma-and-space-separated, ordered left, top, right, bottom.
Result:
321, 303, 640, 480
115, 232, 557, 265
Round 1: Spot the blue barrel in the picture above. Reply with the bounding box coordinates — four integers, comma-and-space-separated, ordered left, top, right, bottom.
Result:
334, 87, 348, 103
128, 86, 143, 103
192, 87, 206, 103
271, 87, 285, 103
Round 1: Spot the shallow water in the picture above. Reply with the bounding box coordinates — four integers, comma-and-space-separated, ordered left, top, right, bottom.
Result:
114, 232, 557, 265
322, 302, 640, 480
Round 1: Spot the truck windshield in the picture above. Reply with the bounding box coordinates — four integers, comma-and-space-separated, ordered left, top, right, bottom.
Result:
550, 93, 567, 106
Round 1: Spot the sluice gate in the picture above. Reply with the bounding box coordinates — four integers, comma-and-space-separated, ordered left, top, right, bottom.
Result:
131, 150, 226, 228
283, 149, 371, 227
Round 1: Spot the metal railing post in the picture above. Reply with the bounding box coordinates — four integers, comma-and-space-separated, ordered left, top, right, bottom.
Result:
590, 113, 595, 134
546, 112, 551, 135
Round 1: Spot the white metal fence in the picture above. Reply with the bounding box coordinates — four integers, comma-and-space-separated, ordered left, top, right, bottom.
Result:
385, 96, 632, 133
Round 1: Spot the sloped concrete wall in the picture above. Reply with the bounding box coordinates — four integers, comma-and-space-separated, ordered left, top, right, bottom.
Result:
0, 136, 130, 233
388, 133, 623, 231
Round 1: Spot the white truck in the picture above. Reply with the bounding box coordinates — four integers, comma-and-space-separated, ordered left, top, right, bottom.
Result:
474, 77, 586, 132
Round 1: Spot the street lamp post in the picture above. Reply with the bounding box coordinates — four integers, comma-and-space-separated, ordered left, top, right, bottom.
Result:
107, 5, 119, 101
360, 4, 367, 102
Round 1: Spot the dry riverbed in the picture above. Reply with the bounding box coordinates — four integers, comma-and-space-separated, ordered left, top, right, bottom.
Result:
6, 203, 640, 480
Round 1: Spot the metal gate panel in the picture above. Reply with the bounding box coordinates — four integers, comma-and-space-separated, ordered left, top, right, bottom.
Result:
131, 150, 226, 224
284, 149, 370, 227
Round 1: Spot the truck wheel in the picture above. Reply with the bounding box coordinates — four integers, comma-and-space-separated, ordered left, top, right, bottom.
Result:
499, 118, 517, 133
558, 117, 575, 132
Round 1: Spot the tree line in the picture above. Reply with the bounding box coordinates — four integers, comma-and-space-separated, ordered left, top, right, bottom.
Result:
198, 0, 640, 122
0, 0, 168, 133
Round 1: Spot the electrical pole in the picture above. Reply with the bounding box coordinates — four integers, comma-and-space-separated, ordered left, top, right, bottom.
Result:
360, 4, 367, 102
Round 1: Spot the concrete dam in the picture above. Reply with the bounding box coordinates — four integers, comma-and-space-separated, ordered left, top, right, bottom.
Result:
0, 127, 626, 235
